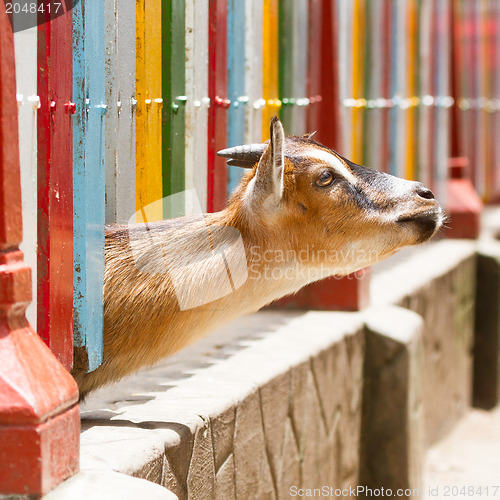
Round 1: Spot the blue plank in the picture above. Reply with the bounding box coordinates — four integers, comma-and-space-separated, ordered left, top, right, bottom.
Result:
73, 0, 105, 371
227, 0, 247, 196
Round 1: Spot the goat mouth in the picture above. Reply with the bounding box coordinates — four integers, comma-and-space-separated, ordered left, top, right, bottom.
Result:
396, 208, 443, 242
396, 209, 440, 224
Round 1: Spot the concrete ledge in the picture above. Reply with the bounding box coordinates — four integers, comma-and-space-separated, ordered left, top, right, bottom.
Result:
361, 306, 424, 493
474, 241, 500, 409
44, 238, 481, 498
43, 470, 177, 500
78, 311, 366, 499
372, 240, 477, 445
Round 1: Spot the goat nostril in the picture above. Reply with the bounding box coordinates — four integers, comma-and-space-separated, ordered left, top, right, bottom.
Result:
416, 184, 435, 200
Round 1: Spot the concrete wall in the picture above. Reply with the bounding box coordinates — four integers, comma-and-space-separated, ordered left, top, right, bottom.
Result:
47, 237, 500, 499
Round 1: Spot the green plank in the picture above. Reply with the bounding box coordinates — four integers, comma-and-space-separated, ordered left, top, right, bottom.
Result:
162, 0, 186, 215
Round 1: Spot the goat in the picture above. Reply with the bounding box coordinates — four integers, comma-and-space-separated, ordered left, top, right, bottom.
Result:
73, 116, 443, 398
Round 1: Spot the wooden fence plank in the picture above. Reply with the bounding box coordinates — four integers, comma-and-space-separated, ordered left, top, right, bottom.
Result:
418, 0, 433, 187
306, 0, 322, 138
362, 0, 383, 170
104, 0, 118, 224
389, 0, 407, 178
338, 0, 354, 156
0, 6, 79, 494
227, 0, 247, 196
72, 0, 105, 371
163, 0, 186, 214
36, 5, 74, 370
434, 0, 451, 203
291, 0, 308, 135
351, 0, 366, 165
115, 0, 137, 223
136, 0, 163, 221
185, 0, 209, 212
278, 0, 293, 132
380, 0, 393, 173
244, 0, 263, 144
262, 0, 280, 140
14, 21, 37, 329
405, 0, 419, 180
207, 0, 228, 212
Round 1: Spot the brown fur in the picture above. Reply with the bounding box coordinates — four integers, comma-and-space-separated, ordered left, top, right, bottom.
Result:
73, 119, 442, 398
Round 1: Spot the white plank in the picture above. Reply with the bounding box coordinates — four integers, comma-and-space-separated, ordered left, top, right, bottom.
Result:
245, 0, 263, 144
418, 0, 433, 188
105, 0, 118, 223
292, 0, 308, 135
115, 0, 137, 223
185, 0, 208, 213
434, 0, 451, 204
365, 0, 384, 170
393, 0, 407, 179
337, 0, 353, 156
14, 24, 37, 328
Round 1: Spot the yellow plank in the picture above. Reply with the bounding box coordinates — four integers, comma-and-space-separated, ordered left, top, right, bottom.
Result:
262, 0, 280, 140
351, 0, 365, 164
136, 0, 163, 221
405, 0, 417, 180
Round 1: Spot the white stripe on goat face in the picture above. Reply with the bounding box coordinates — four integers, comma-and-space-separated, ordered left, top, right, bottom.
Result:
297, 148, 358, 186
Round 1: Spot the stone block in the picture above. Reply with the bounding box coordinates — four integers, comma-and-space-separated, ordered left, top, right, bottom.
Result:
372, 241, 476, 445
132, 455, 164, 485
473, 243, 500, 409
215, 454, 236, 499
402, 254, 475, 445
186, 418, 216, 500
233, 389, 275, 500
162, 423, 196, 500
44, 470, 177, 500
210, 405, 236, 474
360, 306, 425, 495
289, 326, 364, 491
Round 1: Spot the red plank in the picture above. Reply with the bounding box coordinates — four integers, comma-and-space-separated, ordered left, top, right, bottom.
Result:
37, 5, 74, 370
444, 157, 482, 239
0, 4, 79, 496
207, 0, 228, 212
272, 269, 371, 312
312, 0, 342, 150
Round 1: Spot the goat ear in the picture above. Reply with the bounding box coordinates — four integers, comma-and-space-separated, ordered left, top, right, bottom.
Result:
247, 116, 285, 212
302, 131, 317, 140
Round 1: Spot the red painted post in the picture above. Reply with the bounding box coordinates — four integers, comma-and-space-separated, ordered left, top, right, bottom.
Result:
207, 0, 228, 212
311, 0, 340, 150
444, 157, 483, 239
0, 4, 80, 497
37, 4, 74, 370
272, 0, 370, 312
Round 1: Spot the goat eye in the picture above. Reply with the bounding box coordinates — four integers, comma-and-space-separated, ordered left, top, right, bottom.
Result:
316, 170, 335, 187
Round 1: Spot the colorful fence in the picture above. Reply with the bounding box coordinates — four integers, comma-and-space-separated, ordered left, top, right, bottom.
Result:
12, 0, 500, 372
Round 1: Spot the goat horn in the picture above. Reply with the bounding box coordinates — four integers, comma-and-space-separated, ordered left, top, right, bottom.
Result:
226, 159, 256, 168
217, 143, 267, 162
